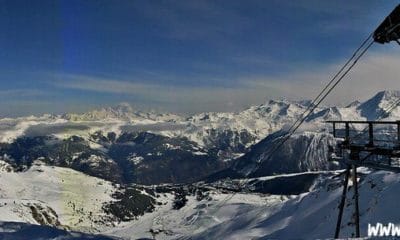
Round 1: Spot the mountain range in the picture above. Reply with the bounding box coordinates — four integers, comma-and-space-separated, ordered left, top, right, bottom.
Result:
1, 90, 400, 239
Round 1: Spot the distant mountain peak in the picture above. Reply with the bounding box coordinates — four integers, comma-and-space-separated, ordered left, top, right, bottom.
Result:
369, 90, 400, 103
264, 98, 311, 108
63, 103, 183, 122
112, 102, 134, 113
100, 103, 137, 118
62, 103, 138, 121
357, 90, 400, 120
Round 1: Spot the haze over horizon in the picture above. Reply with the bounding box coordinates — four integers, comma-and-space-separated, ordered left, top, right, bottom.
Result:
1, 0, 400, 117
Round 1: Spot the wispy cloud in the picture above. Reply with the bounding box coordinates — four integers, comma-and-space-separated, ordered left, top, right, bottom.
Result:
0, 47, 396, 117
0, 89, 48, 99
246, 49, 400, 106
50, 48, 400, 113
51, 74, 281, 113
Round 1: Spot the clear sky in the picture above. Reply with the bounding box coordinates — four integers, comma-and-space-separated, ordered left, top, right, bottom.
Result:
1, 0, 400, 116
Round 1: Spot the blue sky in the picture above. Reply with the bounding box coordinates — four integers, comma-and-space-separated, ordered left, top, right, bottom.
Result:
1, 0, 400, 116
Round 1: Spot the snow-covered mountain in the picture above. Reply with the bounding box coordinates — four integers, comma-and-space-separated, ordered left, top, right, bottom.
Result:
0, 98, 317, 146
231, 131, 339, 178
63, 102, 183, 123
357, 90, 400, 120
1, 91, 399, 183
1, 91, 399, 182
1, 90, 400, 239
223, 90, 400, 179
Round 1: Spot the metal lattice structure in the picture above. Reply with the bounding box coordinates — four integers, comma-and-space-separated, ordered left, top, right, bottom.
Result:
327, 120, 400, 238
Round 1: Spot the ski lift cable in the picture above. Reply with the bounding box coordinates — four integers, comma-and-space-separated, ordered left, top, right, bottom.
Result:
283, 33, 374, 137
266, 2, 400, 160
262, 39, 375, 163
257, 38, 375, 161
253, 37, 373, 161
195, 36, 376, 230
204, 38, 376, 221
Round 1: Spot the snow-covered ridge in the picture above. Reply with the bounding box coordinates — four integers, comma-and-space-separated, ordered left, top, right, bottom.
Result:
63, 102, 183, 123
0, 97, 307, 143
357, 90, 400, 120
0, 92, 358, 143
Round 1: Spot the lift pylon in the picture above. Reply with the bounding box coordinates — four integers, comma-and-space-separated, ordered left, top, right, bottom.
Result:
328, 120, 400, 238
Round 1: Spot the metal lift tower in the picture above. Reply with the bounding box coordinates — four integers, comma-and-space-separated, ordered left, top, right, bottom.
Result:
327, 121, 400, 238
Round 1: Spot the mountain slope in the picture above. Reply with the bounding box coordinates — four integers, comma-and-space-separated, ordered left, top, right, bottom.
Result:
357, 90, 400, 120
0, 132, 225, 185
232, 131, 340, 178
0, 161, 116, 232
192, 169, 400, 239
0, 222, 117, 240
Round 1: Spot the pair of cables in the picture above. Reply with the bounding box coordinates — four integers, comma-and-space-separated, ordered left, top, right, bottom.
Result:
194, 34, 376, 230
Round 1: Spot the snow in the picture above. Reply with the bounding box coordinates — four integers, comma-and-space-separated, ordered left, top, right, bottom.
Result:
127, 153, 144, 165
0, 163, 294, 239
0, 163, 116, 233
0, 159, 13, 172
163, 143, 181, 150
88, 141, 108, 153
192, 151, 207, 156
96, 169, 400, 239
105, 192, 281, 240
189, 170, 400, 239
84, 155, 110, 168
